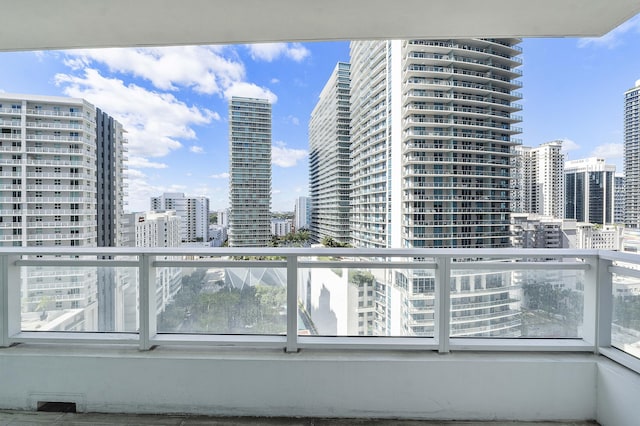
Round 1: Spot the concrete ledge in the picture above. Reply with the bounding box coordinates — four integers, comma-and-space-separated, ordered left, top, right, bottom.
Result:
0, 345, 599, 421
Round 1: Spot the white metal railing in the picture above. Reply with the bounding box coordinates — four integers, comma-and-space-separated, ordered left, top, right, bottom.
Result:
0, 247, 638, 374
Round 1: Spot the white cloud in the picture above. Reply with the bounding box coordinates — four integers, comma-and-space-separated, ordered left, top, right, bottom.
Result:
190, 146, 205, 154
578, 14, 640, 49
559, 138, 581, 153
126, 169, 147, 179
64, 46, 245, 95
273, 189, 282, 194
55, 68, 217, 158
128, 157, 169, 169
224, 82, 278, 103
210, 172, 230, 179
270, 78, 280, 84
246, 43, 310, 62
286, 115, 300, 126
272, 141, 307, 168
592, 143, 624, 160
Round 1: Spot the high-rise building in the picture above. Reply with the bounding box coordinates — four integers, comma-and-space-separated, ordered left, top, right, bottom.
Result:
293, 196, 310, 231
228, 97, 272, 247
624, 80, 640, 228
565, 157, 615, 225
151, 192, 209, 242
217, 209, 229, 227
96, 108, 127, 248
512, 140, 564, 218
350, 40, 522, 250
95, 108, 128, 331
309, 62, 351, 244
615, 174, 625, 224
0, 94, 127, 331
309, 39, 523, 336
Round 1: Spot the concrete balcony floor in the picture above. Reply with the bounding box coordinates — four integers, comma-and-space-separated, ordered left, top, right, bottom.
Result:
0, 411, 598, 426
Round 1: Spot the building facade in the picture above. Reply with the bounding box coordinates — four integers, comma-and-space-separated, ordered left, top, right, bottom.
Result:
309, 39, 523, 337
124, 210, 182, 325
565, 157, 615, 225
615, 174, 625, 224
293, 196, 310, 231
624, 80, 640, 228
271, 218, 292, 237
512, 140, 564, 218
228, 97, 272, 247
151, 192, 209, 242
0, 94, 128, 332
309, 62, 351, 244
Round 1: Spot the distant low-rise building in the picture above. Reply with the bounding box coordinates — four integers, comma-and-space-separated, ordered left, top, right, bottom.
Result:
271, 218, 292, 237
151, 193, 210, 243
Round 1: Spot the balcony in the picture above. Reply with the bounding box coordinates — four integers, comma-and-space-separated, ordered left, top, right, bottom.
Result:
0, 247, 638, 424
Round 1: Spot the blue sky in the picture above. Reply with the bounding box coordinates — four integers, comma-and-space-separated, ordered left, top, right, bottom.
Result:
1, 15, 639, 212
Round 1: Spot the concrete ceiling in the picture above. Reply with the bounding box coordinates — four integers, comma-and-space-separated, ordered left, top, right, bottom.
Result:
2, 0, 640, 51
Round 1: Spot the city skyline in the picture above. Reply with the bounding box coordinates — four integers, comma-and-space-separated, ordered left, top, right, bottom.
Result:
1, 15, 640, 212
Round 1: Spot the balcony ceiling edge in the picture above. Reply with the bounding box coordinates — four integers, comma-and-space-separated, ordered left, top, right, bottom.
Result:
1, 0, 640, 52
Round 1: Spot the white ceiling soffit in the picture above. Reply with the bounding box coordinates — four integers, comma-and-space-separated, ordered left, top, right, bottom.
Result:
2, 0, 640, 52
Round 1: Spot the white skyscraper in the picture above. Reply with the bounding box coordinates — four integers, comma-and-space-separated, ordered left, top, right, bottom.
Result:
309, 39, 523, 337
513, 140, 564, 218
350, 39, 522, 250
624, 81, 640, 228
293, 196, 310, 231
151, 192, 209, 242
0, 94, 126, 332
228, 97, 272, 247
309, 62, 351, 244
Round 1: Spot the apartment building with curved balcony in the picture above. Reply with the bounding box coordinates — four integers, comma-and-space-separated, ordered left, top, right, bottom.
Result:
348, 39, 523, 336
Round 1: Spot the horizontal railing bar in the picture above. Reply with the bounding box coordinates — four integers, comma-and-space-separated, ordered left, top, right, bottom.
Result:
15, 260, 140, 268
9, 331, 139, 345
609, 265, 640, 279
451, 262, 590, 271
0, 247, 603, 258
152, 334, 287, 347
153, 260, 287, 268
597, 250, 640, 263
297, 336, 439, 351
599, 347, 640, 376
450, 338, 594, 352
298, 261, 438, 269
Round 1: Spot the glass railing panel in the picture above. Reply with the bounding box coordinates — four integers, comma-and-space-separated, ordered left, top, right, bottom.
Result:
451, 262, 585, 338
299, 256, 436, 337
156, 264, 287, 335
21, 262, 138, 333
611, 272, 640, 359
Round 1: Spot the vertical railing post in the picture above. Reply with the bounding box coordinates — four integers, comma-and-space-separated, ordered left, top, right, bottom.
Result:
436, 256, 451, 353
1, 254, 22, 348
583, 254, 612, 353
285, 255, 299, 353
138, 253, 157, 351
595, 255, 613, 352
0, 254, 9, 347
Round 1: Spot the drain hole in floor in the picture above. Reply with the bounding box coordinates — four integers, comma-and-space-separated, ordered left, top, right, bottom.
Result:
37, 401, 77, 413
